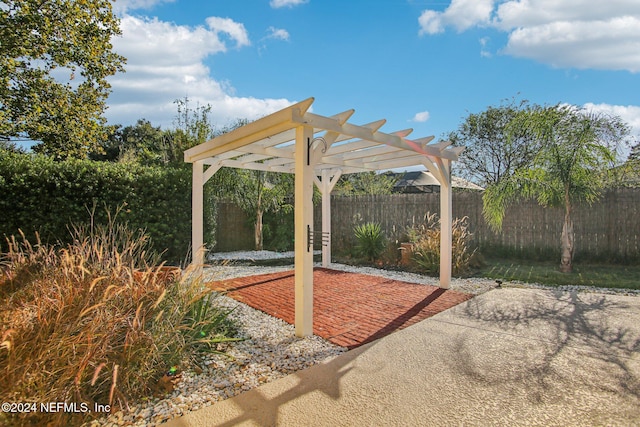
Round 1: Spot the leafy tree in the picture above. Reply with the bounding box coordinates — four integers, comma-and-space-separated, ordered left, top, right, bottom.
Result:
0, 0, 126, 159
610, 140, 640, 188
333, 171, 399, 195
0, 137, 24, 153
163, 97, 216, 163
483, 104, 629, 272
228, 170, 293, 250
91, 98, 216, 166
90, 120, 169, 165
450, 98, 538, 186
629, 141, 640, 163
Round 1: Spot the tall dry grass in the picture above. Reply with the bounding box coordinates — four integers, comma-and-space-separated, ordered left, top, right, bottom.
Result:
0, 219, 238, 426
406, 212, 476, 275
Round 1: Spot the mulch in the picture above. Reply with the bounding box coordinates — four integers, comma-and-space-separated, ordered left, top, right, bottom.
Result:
207, 268, 473, 349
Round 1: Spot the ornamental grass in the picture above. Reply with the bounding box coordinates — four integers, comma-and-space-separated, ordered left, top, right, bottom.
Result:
406, 212, 476, 275
0, 217, 238, 426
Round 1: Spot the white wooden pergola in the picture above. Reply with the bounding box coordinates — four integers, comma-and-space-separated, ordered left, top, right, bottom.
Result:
184, 97, 463, 337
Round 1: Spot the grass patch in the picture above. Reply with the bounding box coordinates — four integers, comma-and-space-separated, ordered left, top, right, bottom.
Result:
479, 259, 640, 290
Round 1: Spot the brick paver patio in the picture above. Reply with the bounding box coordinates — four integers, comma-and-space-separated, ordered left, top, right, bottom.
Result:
207, 268, 473, 349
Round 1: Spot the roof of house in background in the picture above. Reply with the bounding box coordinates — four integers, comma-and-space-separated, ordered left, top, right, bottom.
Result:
390, 171, 483, 192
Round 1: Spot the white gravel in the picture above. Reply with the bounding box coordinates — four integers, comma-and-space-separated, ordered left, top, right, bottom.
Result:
208, 250, 321, 261
92, 251, 638, 426
208, 250, 295, 261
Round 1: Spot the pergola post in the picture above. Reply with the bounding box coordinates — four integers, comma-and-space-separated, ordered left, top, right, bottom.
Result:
191, 162, 221, 267
423, 158, 452, 288
439, 160, 452, 289
294, 125, 315, 337
321, 171, 331, 268
192, 160, 205, 266
316, 169, 342, 267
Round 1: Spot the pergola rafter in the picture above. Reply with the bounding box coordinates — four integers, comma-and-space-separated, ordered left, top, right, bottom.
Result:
184, 97, 463, 337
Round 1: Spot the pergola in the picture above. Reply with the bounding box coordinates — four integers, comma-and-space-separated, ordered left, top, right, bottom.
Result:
184, 97, 463, 337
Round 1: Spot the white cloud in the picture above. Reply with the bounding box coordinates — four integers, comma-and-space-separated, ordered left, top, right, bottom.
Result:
583, 103, 640, 137
418, 11, 444, 35
266, 26, 290, 41
107, 15, 293, 127
419, 0, 494, 35
114, 16, 227, 64
418, 0, 640, 72
270, 0, 308, 9
493, 0, 640, 30
411, 111, 430, 123
205, 16, 250, 48
479, 36, 492, 58
504, 16, 640, 72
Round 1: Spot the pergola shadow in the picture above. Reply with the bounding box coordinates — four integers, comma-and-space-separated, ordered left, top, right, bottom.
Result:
165, 333, 372, 427
356, 287, 447, 348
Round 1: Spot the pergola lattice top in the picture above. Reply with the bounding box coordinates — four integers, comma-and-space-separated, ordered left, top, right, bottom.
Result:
184, 97, 463, 173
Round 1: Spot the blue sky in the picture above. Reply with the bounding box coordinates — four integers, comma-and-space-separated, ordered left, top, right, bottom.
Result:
107, 0, 640, 154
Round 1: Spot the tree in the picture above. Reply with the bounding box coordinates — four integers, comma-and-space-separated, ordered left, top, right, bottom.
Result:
90, 120, 169, 165
483, 104, 630, 272
450, 98, 539, 186
163, 97, 216, 163
629, 141, 640, 163
614, 140, 640, 187
0, 0, 125, 159
91, 98, 216, 165
0, 137, 24, 153
333, 171, 399, 195
229, 170, 293, 250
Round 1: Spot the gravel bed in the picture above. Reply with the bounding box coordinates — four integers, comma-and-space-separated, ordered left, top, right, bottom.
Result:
209, 250, 295, 261
92, 254, 638, 426
208, 250, 320, 261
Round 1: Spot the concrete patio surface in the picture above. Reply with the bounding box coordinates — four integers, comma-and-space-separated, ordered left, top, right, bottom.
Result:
166, 287, 640, 426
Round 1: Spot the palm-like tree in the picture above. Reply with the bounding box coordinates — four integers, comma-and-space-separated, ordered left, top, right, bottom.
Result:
483, 105, 628, 272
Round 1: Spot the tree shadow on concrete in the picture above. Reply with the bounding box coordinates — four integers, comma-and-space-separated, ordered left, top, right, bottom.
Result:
453, 288, 640, 405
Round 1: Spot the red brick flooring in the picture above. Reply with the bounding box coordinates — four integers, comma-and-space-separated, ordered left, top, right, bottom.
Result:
207, 268, 473, 349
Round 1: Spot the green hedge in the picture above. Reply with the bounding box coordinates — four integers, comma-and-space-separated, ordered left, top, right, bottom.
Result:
0, 151, 208, 264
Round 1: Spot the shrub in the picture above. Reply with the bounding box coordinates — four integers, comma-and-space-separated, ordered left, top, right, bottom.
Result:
0, 151, 215, 263
406, 212, 476, 275
354, 222, 387, 262
263, 207, 294, 252
0, 221, 238, 426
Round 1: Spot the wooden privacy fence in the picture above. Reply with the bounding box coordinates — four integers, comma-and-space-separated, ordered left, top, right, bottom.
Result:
215, 188, 640, 261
